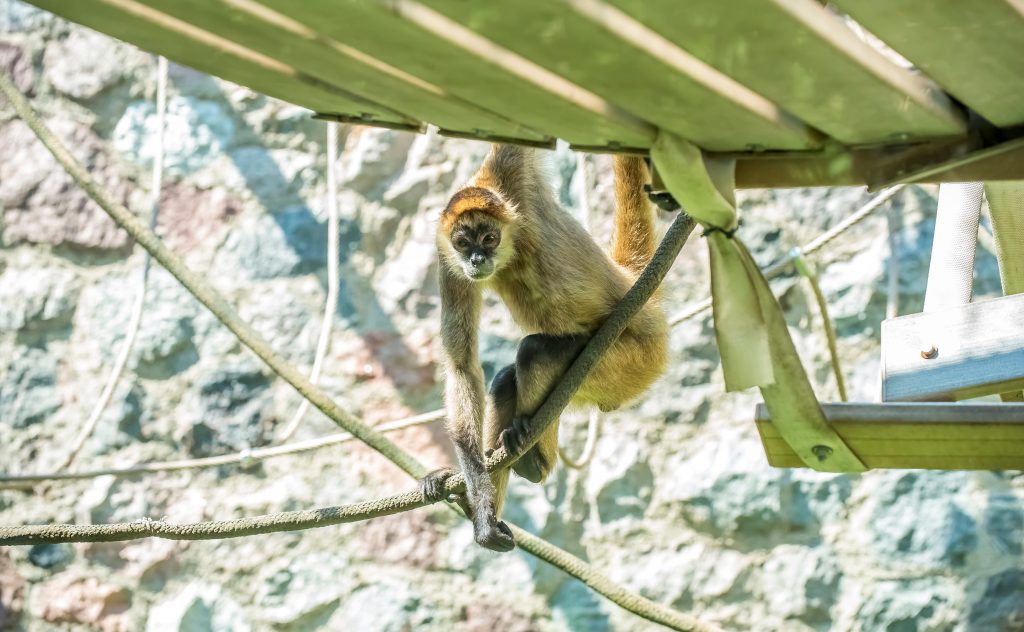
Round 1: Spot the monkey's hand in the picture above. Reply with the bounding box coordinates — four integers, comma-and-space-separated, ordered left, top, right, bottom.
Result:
420, 467, 458, 503
472, 511, 515, 553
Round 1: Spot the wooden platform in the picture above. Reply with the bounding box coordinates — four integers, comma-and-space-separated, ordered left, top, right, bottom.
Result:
23, 0, 1024, 188
755, 403, 1024, 470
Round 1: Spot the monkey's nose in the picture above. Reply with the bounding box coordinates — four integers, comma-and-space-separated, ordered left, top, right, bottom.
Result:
469, 252, 486, 266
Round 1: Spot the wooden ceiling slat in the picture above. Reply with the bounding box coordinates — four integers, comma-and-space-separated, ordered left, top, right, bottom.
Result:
127, 0, 550, 142
27, 0, 417, 127
421, 0, 819, 151
833, 0, 1024, 128
605, 0, 967, 145
255, 0, 654, 149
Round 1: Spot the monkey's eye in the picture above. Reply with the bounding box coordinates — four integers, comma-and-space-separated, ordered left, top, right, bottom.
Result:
454, 236, 470, 249
483, 233, 499, 246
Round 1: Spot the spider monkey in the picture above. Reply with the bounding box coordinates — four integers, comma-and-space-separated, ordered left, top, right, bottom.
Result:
423, 145, 669, 551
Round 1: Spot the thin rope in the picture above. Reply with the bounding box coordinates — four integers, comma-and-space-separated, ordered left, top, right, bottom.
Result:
58, 56, 168, 471
278, 121, 341, 442
792, 249, 848, 402
0, 410, 445, 488
0, 74, 712, 632
668, 185, 906, 326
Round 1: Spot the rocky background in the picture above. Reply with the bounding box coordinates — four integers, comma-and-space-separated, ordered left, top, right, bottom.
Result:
1, 2, 1022, 630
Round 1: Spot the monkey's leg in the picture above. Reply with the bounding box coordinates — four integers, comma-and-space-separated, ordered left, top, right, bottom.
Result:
484, 364, 517, 516
500, 333, 589, 484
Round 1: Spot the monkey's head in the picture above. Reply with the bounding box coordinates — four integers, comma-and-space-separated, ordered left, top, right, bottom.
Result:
439, 186, 517, 282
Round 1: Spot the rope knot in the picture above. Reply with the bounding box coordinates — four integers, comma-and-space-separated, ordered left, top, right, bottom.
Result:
701, 224, 739, 239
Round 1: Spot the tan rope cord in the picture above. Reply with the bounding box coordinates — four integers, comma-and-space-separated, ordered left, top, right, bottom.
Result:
278, 121, 341, 442
58, 56, 168, 470
669, 185, 906, 326
0, 73, 712, 632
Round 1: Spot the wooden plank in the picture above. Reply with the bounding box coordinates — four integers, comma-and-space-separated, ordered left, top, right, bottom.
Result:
763, 437, 1024, 457
129, 0, 549, 143
26, 0, 418, 128
833, 0, 1024, 128
421, 0, 818, 151
766, 453, 1024, 470
604, 0, 966, 144
882, 293, 1024, 402
755, 402, 1024, 470
256, 0, 654, 149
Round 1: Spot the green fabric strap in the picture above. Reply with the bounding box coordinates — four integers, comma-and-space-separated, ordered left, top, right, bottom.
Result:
652, 132, 866, 473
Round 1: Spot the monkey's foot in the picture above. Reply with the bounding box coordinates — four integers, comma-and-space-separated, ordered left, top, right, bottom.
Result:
473, 512, 515, 553
499, 415, 534, 457
420, 467, 457, 503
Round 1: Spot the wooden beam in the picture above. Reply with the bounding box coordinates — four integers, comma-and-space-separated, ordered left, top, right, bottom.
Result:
128, 0, 550, 142
834, 0, 1024, 128
882, 293, 1024, 402
756, 402, 1024, 470
26, 0, 418, 128
421, 0, 818, 151
256, 0, 654, 149
605, 0, 966, 144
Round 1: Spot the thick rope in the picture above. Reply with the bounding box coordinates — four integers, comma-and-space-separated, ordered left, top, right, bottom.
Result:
58, 56, 168, 470
0, 73, 712, 632
669, 185, 906, 326
278, 121, 341, 441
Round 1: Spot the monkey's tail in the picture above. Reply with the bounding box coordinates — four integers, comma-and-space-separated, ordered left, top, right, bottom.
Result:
610, 156, 656, 275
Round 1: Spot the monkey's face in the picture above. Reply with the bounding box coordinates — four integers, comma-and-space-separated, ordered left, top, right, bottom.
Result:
449, 212, 506, 281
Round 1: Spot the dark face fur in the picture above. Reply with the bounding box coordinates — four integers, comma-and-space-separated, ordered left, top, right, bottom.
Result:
449, 212, 504, 281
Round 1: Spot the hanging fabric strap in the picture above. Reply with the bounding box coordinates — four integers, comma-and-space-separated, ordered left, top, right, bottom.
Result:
923, 183, 983, 312
652, 132, 865, 472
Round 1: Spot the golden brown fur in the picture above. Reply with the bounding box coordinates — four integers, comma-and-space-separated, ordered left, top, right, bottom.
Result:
423, 145, 668, 552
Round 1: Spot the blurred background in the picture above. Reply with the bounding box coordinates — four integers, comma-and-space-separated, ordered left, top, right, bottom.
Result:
1, 1, 1022, 630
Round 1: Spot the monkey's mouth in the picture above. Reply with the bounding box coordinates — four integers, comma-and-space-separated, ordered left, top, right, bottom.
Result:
465, 263, 494, 280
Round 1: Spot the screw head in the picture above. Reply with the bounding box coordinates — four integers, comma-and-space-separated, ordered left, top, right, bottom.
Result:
811, 445, 833, 463
921, 345, 939, 360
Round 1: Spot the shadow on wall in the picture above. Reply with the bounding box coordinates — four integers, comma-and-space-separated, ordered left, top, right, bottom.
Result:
157, 69, 428, 408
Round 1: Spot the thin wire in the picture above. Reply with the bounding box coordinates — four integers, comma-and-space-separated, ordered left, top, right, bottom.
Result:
668, 184, 906, 326
1, 410, 445, 488
804, 272, 848, 402
278, 121, 341, 442
58, 56, 168, 471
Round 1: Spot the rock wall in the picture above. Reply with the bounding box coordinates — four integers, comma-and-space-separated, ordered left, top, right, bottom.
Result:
1, 2, 1022, 630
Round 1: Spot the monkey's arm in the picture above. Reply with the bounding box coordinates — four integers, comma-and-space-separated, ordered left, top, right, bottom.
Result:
473, 144, 549, 212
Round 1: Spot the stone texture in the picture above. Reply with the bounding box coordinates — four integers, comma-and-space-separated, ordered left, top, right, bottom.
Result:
0, 346, 61, 428
43, 29, 135, 100
969, 570, 1024, 632
181, 363, 273, 456
0, 265, 79, 333
114, 96, 236, 175
0, 118, 133, 251
0, 551, 24, 631
30, 574, 131, 632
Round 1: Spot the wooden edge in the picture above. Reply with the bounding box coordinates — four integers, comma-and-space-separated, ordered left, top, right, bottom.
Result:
755, 402, 1024, 424
314, 113, 426, 133
437, 128, 556, 149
